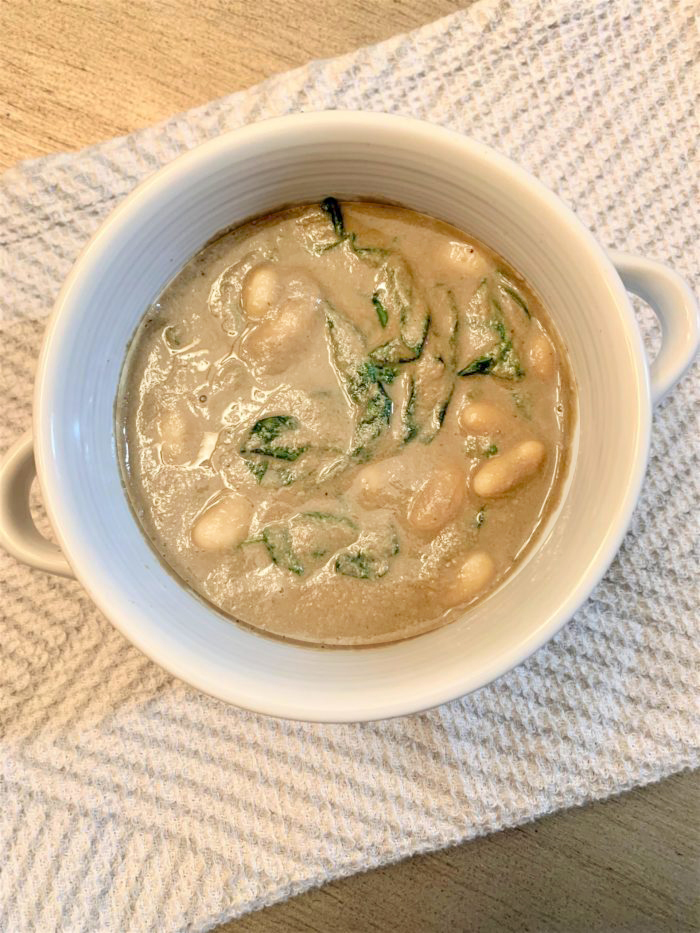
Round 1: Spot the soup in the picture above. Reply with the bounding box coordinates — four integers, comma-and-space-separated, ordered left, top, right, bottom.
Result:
117, 201, 575, 645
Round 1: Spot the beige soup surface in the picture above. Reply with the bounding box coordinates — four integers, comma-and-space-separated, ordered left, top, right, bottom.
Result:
117, 201, 575, 644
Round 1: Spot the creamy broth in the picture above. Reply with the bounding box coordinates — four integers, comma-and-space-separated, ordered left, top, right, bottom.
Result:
118, 201, 575, 645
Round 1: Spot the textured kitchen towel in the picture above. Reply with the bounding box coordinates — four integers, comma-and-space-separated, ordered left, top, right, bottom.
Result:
1, 0, 699, 930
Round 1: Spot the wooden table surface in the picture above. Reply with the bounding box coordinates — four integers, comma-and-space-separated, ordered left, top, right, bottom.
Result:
2, 2, 697, 930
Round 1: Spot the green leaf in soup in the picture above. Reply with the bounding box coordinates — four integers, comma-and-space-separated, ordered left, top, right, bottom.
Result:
385, 291, 457, 445
495, 342, 524, 380
369, 337, 420, 365
318, 238, 346, 254
250, 415, 298, 444
241, 415, 308, 462
240, 414, 310, 482
497, 271, 531, 318
492, 319, 507, 342
372, 293, 389, 328
458, 350, 523, 380
511, 390, 533, 419
325, 307, 367, 401
369, 319, 430, 366
371, 256, 430, 360
403, 313, 431, 358
490, 318, 524, 379
352, 382, 393, 457
358, 360, 398, 386
410, 353, 455, 444
324, 305, 395, 457
437, 389, 453, 426
348, 233, 391, 260
451, 279, 493, 372
374, 256, 411, 319
245, 444, 308, 461
261, 511, 361, 575
335, 549, 393, 580
301, 511, 359, 530
427, 285, 460, 366
418, 383, 454, 444
457, 310, 524, 380
469, 278, 490, 313
262, 526, 305, 575
458, 355, 496, 377
245, 460, 268, 483
335, 551, 380, 579
320, 197, 345, 238
402, 376, 419, 443
297, 208, 343, 255
364, 382, 393, 425
291, 512, 359, 565
335, 530, 400, 580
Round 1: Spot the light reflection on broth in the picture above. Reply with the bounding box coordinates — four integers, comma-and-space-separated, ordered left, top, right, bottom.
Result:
117, 201, 575, 645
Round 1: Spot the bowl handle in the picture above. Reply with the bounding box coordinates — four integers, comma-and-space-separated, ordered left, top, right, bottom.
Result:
610, 251, 699, 406
0, 431, 74, 577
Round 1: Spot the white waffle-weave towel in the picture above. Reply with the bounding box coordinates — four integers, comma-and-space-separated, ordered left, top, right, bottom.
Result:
1, 1, 698, 930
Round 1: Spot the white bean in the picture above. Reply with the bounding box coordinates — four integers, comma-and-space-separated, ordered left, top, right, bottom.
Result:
191, 493, 253, 551
440, 240, 491, 276
458, 401, 512, 436
242, 297, 317, 374
440, 551, 496, 607
407, 463, 465, 534
472, 440, 546, 498
159, 405, 201, 465
356, 457, 407, 508
527, 333, 556, 379
241, 263, 281, 319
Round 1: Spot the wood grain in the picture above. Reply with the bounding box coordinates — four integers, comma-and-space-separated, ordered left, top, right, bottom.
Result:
1, 2, 697, 930
0, 0, 461, 171
224, 770, 700, 932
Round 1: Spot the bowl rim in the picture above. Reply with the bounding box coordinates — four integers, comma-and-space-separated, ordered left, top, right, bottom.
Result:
33, 110, 651, 721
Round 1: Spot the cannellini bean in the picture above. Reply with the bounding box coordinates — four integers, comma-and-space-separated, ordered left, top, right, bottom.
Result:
527, 333, 556, 379
356, 457, 407, 508
191, 494, 253, 551
241, 263, 281, 319
440, 551, 496, 607
159, 405, 201, 465
440, 240, 491, 276
472, 440, 546, 498
242, 297, 317, 374
407, 463, 465, 534
458, 401, 512, 436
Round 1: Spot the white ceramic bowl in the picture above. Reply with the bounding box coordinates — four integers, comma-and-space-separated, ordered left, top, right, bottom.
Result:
1, 112, 697, 721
